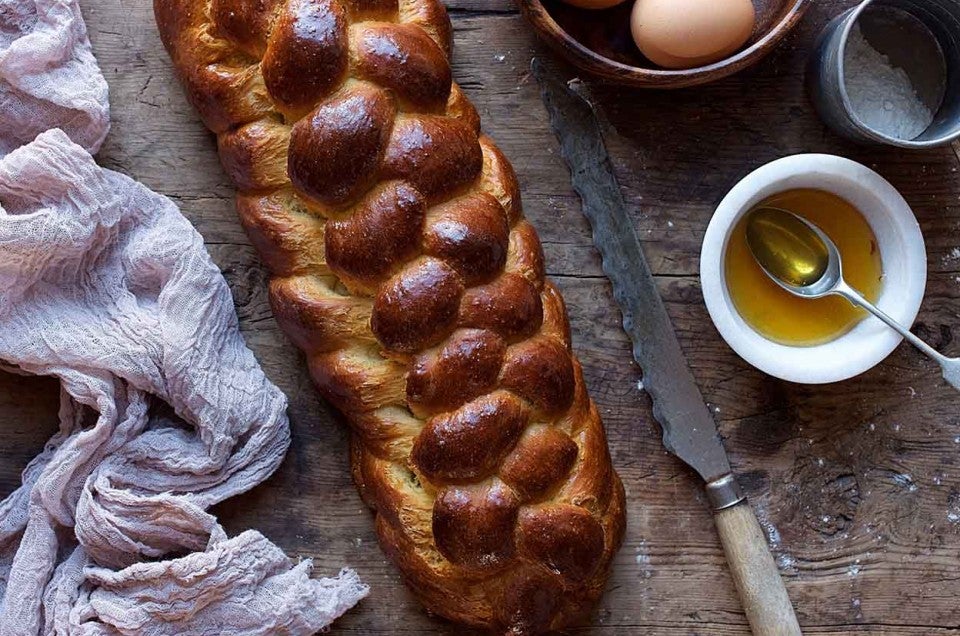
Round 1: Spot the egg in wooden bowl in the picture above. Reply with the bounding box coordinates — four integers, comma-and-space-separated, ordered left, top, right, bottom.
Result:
518, 0, 812, 88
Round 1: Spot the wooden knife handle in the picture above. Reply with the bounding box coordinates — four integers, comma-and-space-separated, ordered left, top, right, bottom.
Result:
714, 502, 802, 636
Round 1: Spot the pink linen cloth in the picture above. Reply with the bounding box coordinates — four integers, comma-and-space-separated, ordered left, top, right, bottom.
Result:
0, 0, 368, 633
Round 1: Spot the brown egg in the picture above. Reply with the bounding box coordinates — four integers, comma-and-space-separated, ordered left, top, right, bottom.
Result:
630, 0, 757, 70
559, 0, 629, 9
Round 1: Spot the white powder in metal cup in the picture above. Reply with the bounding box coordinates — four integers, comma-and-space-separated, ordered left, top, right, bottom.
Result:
843, 24, 934, 140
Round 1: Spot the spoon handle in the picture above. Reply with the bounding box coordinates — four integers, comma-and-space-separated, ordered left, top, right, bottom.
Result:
835, 283, 960, 389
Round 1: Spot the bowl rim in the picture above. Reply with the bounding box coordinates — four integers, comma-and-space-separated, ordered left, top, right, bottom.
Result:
519, 0, 813, 87
700, 154, 928, 385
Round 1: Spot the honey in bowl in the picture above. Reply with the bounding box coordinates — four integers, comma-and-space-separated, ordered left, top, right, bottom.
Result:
724, 189, 884, 346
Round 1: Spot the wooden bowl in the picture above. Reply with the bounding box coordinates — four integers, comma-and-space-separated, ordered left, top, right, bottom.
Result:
518, 0, 812, 88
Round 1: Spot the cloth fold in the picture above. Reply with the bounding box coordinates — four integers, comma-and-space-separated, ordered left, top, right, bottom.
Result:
0, 0, 366, 633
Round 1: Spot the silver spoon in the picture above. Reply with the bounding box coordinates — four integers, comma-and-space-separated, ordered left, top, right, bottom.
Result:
746, 206, 960, 390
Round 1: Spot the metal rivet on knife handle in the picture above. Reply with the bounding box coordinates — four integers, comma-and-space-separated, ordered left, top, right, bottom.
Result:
706, 472, 746, 510
532, 58, 803, 636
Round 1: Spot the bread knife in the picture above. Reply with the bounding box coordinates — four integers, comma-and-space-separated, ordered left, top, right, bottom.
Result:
532, 59, 802, 636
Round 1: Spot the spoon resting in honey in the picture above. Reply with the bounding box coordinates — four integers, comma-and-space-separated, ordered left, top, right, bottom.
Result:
746, 206, 960, 390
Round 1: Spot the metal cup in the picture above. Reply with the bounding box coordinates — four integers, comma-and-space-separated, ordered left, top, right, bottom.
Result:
807, 0, 960, 149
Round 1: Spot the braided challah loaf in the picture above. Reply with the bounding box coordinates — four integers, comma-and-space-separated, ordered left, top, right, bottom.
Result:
155, 1, 625, 632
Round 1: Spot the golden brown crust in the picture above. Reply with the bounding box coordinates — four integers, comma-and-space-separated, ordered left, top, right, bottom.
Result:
154, 1, 625, 632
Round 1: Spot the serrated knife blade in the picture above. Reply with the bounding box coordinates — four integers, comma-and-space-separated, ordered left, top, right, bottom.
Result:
533, 58, 802, 636
533, 59, 729, 485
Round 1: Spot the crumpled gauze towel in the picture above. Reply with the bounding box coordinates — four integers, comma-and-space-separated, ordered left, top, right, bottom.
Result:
0, 0, 368, 634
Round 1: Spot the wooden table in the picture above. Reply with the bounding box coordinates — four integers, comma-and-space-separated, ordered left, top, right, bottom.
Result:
2, 0, 960, 633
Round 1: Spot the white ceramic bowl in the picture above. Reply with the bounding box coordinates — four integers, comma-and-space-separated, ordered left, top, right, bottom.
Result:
700, 154, 927, 384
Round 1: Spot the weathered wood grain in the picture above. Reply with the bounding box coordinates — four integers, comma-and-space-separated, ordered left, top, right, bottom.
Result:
1, 0, 959, 634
